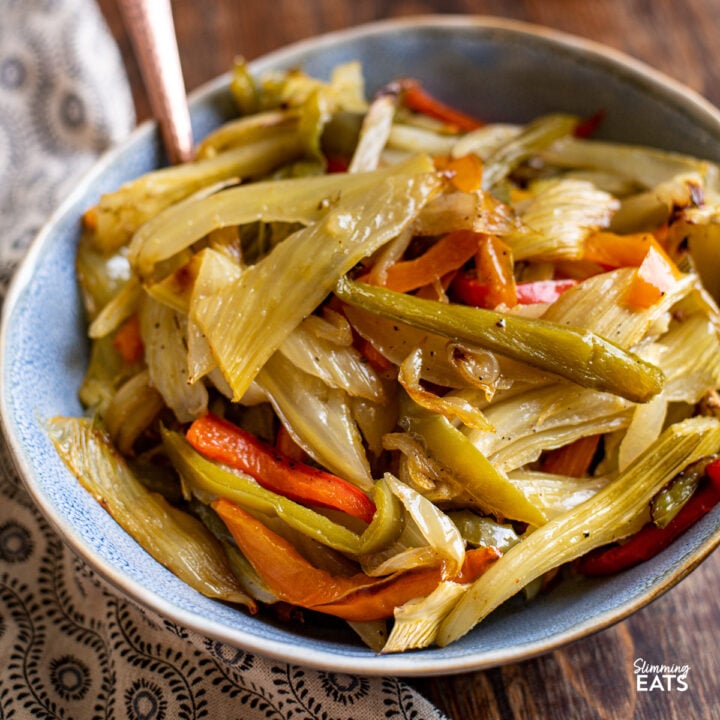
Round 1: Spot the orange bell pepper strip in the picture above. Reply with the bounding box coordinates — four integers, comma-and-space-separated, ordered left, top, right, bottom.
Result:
317, 546, 500, 621
379, 230, 482, 294
187, 413, 376, 524
213, 498, 500, 621
434, 154, 483, 193
112, 314, 144, 364
583, 231, 658, 267
624, 242, 681, 309
583, 231, 681, 309
414, 270, 458, 301
399, 79, 484, 132
476, 235, 517, 308
541, 434, 601, 477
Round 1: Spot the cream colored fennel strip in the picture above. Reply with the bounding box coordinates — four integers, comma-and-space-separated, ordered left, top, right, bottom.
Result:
47, 416, 253, 608
194, 155, 440, 401
256, 352, 374, 489
128, 154, 438, 282
95, 132, 305, 253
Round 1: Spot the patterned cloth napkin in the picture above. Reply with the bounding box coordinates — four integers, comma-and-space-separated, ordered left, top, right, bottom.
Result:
0, 2, 448, 717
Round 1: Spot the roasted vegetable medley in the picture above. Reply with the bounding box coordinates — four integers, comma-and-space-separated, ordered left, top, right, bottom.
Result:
49, 60, 720, 652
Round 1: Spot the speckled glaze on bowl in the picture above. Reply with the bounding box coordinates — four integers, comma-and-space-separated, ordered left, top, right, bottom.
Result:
2, 16, 720, 677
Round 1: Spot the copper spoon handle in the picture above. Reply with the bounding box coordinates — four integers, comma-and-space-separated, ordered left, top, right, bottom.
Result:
117, 0, 194, 164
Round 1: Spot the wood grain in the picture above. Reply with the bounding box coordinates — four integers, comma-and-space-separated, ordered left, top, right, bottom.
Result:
95, 1, 720, 717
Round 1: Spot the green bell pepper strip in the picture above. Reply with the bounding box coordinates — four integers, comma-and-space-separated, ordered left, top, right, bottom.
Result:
335, 276, 664, 403
400, 395, 547, 527
649, 457, 709, 528
447, 510, 521, 553
161, 428, 403, 556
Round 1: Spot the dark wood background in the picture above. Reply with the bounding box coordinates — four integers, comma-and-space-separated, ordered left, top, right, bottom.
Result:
95, 1, 720, 718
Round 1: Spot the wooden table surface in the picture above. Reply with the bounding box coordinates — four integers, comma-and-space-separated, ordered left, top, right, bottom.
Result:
96, 1, 720, 718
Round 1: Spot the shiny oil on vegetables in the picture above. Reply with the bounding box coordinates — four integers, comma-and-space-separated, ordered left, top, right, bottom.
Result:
48, 60, 720, 653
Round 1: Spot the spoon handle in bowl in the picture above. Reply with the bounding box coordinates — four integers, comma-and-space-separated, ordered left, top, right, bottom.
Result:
117, 0, 194, 164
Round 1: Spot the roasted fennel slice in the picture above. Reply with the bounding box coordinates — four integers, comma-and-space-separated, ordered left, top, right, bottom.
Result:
128, 155, 437, 283
93, 131, 305, 253
256, 351, 373, 489
194, 155, 440, 401
47, 416, 253, 608
436, 415, 720, 647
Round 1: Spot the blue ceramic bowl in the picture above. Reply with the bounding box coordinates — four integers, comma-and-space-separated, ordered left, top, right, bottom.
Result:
2, 16, 720, 676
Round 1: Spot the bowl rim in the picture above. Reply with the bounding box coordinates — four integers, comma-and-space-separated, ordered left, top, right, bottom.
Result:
2, 14, 720, 677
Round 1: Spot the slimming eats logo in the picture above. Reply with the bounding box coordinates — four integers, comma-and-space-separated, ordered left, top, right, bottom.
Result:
633, 658, 690, 692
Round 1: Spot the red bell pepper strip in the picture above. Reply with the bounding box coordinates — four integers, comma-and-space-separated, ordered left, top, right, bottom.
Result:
213, 498, 500, 621
274, 423, 307, 463
355, 337, 396, 374
325, 154, 349, 173
399, 79, 484, 132
579, 460, 720, 576
706, 456, 720, 485
187, 413, 376, 524
573, 110, 605, 138
452, 273, 577, 308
